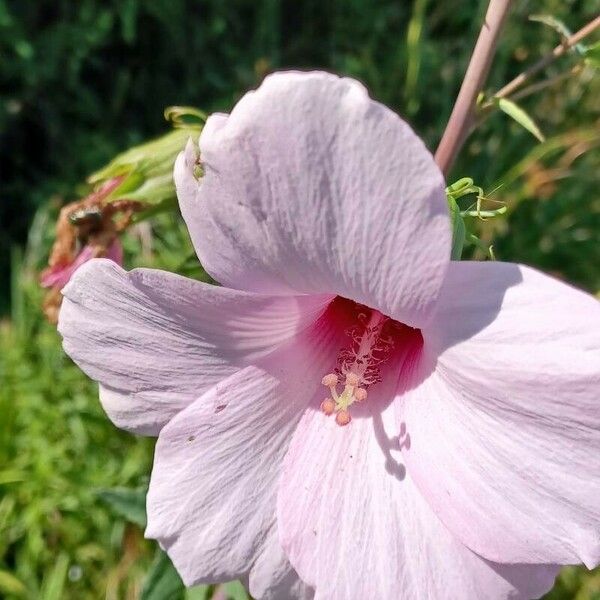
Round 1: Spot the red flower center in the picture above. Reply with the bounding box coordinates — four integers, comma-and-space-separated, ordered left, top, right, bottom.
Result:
319, 297, 422, 426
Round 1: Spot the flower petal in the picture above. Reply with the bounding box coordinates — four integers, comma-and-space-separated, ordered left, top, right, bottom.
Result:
175, 71, 450, 327
248, 527, 314, 600
58, 258, 331, 435
278, 389, 558, 600
145, 314, 343, 593
401, 261, 600, 567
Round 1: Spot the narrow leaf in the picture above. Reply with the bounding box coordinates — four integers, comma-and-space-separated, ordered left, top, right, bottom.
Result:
0, 570, 27, 596
97, 487, 147, 528
0, 469, 26, 484
40, 553, 69, 600
495, 97, 546, 142
583, 41, 600, 68
529, 14, 572, 39
141, 550, 185, 600
185, 585, 212, 600
528, 14, 586, 54
222, 581, 250, 600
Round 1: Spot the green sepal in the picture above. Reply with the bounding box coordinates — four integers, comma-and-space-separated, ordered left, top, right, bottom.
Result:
89, 126, 201, 209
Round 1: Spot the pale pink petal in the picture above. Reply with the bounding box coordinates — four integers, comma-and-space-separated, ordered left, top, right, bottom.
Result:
175, 71, 450, 327
278, 386, 558, 600
58, 258, 331, 435
401, 261, 600, 567
145, 316, 344, 593
248, 527, 314, 600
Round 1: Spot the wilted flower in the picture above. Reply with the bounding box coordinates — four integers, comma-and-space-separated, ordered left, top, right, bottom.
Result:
42, 121, 204, 323
41, 178, 144, 322
58, 72, 600, 599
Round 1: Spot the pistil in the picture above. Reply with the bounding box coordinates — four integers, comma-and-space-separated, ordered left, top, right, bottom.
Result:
320, 308, 395, 426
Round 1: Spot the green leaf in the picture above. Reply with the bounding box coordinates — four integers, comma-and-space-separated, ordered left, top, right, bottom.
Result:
583, 41, 600, 68
0, 570, 27, 596
0, 469, 26, 484
494, 97, 546, 142
119, 0, 138, 44
185, 586, 212, 600
447, 195, 466, 260
222, 581, 250, 600
141, 550, 186, 600
528, 14, 586, 55
529, 14, 572, 39
97, 487, 147, 528
40, 553, 69, 600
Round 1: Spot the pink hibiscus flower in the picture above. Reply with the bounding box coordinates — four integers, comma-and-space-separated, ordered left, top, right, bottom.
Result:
58, 72, 600, 600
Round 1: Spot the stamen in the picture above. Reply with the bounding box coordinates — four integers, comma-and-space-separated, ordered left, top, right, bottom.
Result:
320, 305, 397, 426
320, 398, 336, 416
335, 410, 352, 427
345, 372, 360, 387
321, 373, 338, 387
354, 388, 367, 402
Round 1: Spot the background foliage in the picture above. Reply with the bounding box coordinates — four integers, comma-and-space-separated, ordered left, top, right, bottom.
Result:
1, 0, 599, 598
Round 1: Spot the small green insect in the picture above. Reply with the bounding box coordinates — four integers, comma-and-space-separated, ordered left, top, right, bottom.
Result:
445, 177, 507, 260
446, 177, 506, 220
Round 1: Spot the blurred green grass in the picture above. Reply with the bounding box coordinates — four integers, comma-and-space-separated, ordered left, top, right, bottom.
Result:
0, 213, 198, 599
1, 0, 599, 598
0, 273, 154, 599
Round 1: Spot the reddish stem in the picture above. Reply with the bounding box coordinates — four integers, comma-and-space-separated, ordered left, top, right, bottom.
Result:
494, 15, 600, 99
434, 0, 512, 176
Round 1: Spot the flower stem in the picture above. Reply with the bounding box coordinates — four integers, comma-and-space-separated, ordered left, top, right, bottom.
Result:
434, 0, 512, 177
474, 65, 583, 131
494, 15, 600, 100
507, 65, 583, 103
